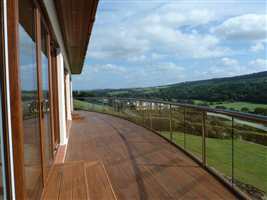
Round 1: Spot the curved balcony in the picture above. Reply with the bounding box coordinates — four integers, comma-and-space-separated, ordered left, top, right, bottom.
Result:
44, 111, 238, 199
70, 97, 267, 200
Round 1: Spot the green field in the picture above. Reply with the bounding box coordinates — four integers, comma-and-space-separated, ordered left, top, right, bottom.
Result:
160, 132, 267, 195
74, 99, 115, 114
193, 100, 267, 112
74, 99, 129, 119
74, 99, 105, 111
211, 102, 267, 111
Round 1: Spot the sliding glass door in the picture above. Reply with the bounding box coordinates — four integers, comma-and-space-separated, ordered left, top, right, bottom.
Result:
51, 49, 60, 153
0, 4, 7, 196
41, 22, 53, 177
18, 0, 57, 198
0, 3, 7, 199
0, 83, 7, 200
19, 0, 43, 199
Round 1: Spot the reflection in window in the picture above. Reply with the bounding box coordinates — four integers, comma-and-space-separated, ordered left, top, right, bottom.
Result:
19, 0, 43, 198
0, 3, 7, 199
0, 82, 7, 200
41, 22, 53, 178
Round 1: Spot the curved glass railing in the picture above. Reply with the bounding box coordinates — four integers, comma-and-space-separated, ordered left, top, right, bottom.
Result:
74, 97, 267, 200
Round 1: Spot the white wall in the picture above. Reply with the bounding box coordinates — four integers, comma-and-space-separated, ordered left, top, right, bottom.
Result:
65, 73, 72, 121
57, 53, 68, 145
43, 0, 75, 144
70, 79, 74, 112
42, 0, 71, 72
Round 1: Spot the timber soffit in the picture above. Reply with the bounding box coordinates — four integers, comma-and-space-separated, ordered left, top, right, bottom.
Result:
54, 0, 99, 74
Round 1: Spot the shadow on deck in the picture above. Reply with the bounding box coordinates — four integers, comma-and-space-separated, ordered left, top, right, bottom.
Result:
43, 111, 237, 199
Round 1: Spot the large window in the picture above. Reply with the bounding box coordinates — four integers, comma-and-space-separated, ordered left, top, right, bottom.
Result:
0, 83, 7, 200
18, 0, 57, 198
19, 0, 43, 198
41, 21, 53, 178
0, 2, 8, 199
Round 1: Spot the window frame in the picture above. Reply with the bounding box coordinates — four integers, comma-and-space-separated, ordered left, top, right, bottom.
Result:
7, 0, 60, 198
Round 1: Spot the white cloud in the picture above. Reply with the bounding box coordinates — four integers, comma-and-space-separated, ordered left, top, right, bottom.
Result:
87, 3, 235, 62
221, 57, 239, 66
196, 57, 266, 79
91, 64, 127, 75
151, 53, 166, 61
213, 14, 267, 41
210, 58, 243, 77
139, 22, 230, 59
250, 42, 265, 52
75, 1, 267, 90
127, 55, 147, 62
150, 62, 184, 73
125, 62, 185, 86
249, 59, 267, 70
142, 9, 215, 29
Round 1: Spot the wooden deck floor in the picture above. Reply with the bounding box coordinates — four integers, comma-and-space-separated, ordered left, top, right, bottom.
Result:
43, 111, 237, 200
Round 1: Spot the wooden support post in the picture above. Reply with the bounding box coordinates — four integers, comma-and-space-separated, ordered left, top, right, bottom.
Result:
183, 107, 186, 149
149, 102, 152, 129
202, 111, 206, 166
169, 104, 173, 142
231, 116, 235, 186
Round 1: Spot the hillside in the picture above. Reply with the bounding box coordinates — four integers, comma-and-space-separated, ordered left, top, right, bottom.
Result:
74, 71, 267, 104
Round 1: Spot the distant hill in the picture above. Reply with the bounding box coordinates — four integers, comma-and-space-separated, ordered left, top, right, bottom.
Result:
74, 71, 267, 104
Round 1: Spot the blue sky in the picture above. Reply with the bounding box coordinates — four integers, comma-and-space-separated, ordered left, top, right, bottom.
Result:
73, 0, 267, 90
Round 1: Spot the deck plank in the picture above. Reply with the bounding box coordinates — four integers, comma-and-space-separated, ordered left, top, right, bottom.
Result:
58, 164, 73, 200
71, 162, 88, 200
43, 165, 62, 199
85, 161, 116, 200
44, 111, 237, 199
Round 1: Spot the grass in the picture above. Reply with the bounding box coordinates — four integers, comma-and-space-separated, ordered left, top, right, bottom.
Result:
193, 100, 267, 112
74, 99, 144, 121
108, 91, 129, 95
160, 132, 267, 194
211, 102, 267, 112
74, 99, 114, 113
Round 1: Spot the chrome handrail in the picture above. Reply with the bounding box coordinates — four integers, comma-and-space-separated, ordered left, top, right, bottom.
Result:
77, 97, 267, 124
